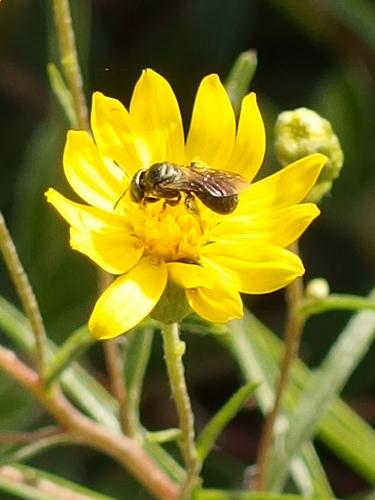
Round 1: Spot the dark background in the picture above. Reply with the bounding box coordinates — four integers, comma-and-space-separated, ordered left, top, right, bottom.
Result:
0, 1, 374, 498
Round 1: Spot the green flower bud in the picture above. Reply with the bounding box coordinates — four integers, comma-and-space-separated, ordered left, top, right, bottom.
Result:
151, 281, 191, 324
274, 108, 344, 202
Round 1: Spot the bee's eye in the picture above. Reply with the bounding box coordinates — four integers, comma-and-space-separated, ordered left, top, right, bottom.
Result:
130, 178, 144, 202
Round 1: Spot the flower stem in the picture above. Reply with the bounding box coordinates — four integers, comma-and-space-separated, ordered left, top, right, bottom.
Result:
255, 240, 305, 491
0, 345, 179, 500
161, 323, 200, 498
52, 0, 89, 130
0, 211, 47, 379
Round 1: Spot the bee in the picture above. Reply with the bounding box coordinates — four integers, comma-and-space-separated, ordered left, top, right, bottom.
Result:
129, 162, 248, 215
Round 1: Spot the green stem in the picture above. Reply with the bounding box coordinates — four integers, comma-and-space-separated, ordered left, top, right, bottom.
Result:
0, 212, 47, 379
52, 0, 89, 130
161, 323, 200, 498
298, 294, 375, 318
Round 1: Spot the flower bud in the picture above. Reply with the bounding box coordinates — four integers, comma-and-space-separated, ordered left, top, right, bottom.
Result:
151, 281, 191, 324
305, 278, 330, 300
274, 108, 344, 202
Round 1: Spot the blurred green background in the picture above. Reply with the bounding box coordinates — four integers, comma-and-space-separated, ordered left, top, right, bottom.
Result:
0, 0, 374, 498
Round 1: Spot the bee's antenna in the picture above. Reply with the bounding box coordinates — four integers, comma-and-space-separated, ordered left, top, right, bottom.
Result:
114, 187, 129, 211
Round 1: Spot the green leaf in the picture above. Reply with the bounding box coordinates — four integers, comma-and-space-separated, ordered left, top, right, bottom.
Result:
269, 292, 375, 491
123, 325, 154, 436
226, 309, 375, 490
0, 463, 115, 500
0, 297, 185, 482
225, 50, 258, 116
47, 63, 77, 128
227, 314, 334, 498
197, 489, 336, 500
196, 382, 258, 462
44, 325, 95, 387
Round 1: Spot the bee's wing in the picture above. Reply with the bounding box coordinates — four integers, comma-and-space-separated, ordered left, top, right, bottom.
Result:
187, 164, 249, 198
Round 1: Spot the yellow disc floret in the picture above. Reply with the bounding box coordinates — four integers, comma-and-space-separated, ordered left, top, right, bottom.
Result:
128, 198, 214, 263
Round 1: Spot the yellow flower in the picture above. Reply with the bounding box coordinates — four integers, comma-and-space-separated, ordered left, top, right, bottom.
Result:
46, 69, 326, 340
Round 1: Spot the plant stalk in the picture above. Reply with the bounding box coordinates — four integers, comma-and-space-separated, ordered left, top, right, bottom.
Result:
52, 0, 89, 130
0, 211, 47, 379
0, 346, 178, 500
161, 323, 200, 498
255, 240, 305, 490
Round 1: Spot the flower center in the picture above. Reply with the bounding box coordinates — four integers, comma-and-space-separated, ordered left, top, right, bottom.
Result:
129, 197, 215, 262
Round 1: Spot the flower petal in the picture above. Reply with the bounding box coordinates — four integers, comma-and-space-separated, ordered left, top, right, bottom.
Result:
185, 75, 236, 169
91, 92, 142, 175
129, 69, 185, 166
70, 227, 143, 275
211, 203, 320, 248
45, 188, 128, 232
89, 256, 168, 339
238, 153, 327, 214
63, 131, 125, 211
186, 285, 243, 323
225, 92, 265, 180
201, 241, 304, 294
167, 262, 214, 288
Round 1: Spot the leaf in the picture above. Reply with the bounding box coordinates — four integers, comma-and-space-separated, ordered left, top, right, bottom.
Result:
196, 382, 258, 462
197, 489, 337, 500
0, 463, 115, 500
225, 50, 258, 116
0, 297, 185, 481
269, 292, 375, 491
226, 309, 375, 489
227, 314, 334, 498
44, 325, 95, 387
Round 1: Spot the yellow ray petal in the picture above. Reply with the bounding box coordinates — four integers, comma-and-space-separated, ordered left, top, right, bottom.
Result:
238, 153, 327, 214
45, 188, 129, 232
211, 203, 320, 248
70, 227, 143, 275
129, 69, 185, 166
167, 262, 214, 288
185, 74, 236, 169
186, 285, 243, 323
89, 256, 168, 339
225, 92, 265, 180
201, 241, 304, 294
63, 131, 125, 211
91, 92, 141, 175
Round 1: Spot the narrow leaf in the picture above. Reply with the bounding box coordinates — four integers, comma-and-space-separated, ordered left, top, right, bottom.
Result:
47, 63, 77, 127
269, 292, 375, 491
197, 489, 336, 500
225, 50, 258, 116
45, 325, 94, 387
196, 382, 258, 462
0, 463, 115, 499
227, 314, 334, 498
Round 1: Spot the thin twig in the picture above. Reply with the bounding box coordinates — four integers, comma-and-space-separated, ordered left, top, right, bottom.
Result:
52, 0, 89, 130
255, 241, 305, 491
0, 211, 47, 378
103, 340, 131, 435
0, 427, 62, 445
0, 346, 178, 500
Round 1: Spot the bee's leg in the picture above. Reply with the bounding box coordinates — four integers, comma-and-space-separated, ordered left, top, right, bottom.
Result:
184, 193, 199, 214
163, 192, 181, 209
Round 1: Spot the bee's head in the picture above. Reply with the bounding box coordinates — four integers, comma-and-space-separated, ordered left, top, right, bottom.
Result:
130, 169, 147, 202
